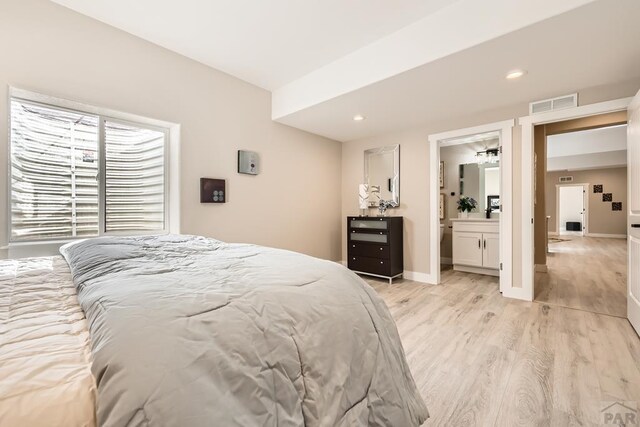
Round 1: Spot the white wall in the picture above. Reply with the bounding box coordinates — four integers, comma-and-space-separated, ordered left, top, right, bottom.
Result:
558, 186, 584, 233
0, 0, 342, 260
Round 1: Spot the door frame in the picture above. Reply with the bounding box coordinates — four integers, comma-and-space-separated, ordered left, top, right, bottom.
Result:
555, 183, 589, 236
519, 97, 632, 301
427, 119, 514, 296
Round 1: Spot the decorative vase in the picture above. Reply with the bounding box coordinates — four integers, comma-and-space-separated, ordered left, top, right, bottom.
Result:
458, 211, 469, 219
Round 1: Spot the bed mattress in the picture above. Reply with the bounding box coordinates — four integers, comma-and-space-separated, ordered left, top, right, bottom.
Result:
0, 256, 96, 427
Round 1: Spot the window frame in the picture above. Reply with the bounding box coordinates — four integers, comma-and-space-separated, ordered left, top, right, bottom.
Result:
8, 90, 175, 245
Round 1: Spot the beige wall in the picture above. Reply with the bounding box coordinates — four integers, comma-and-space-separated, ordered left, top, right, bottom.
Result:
546, 168, 627, 236
0, 0, 342, 260
342, 82, 639, 283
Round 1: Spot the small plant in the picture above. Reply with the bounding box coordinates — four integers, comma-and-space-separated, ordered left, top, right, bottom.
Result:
457, 196, 477, 213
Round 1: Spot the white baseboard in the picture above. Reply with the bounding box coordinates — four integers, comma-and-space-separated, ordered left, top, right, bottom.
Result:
403, 270, 435, 284
586, 233, 627, 239
502, 286, 533, 301
341, 261, 435, 285
440, 257, 453, 265
535, 264, 548, 273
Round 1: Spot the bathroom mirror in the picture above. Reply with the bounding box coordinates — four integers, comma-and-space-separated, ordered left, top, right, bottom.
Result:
364, 145, 400, 207
459, 162, 500, 212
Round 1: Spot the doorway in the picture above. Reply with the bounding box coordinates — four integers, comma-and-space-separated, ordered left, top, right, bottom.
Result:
556, 184, 588, 237
428, 119, 514, 296
531, 116, 629, 317
520, 97, 632, 301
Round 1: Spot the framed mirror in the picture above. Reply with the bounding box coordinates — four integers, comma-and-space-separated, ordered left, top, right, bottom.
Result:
364, 144, 400, 207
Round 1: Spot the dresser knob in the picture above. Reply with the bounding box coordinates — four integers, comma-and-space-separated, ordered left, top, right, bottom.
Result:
379, 232, 382, 235
352, 245, 355, 248
352, 257, 356, 260
380, 261, 384, 264
379, 247, 383, 250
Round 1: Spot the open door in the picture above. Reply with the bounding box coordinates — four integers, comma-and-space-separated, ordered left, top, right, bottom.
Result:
628, 89, 640, 335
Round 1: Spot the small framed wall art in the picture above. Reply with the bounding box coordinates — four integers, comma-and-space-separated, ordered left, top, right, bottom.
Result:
487, 195, 500, 211
238, 150, 259, 175
200, 178, 226, 203
439, 193, 446, 220
439, 161, 445, 188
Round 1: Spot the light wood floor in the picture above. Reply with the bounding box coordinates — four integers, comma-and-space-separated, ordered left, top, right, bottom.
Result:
365, 268, 640, 426
535, 236, 627, 317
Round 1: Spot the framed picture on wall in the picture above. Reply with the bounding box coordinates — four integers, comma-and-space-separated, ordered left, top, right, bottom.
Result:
439, 161, 445, 188
439, 193, 446, 220
487, 195, 500, 211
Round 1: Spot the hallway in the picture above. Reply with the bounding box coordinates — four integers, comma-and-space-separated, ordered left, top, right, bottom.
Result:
535, 236, 627, 317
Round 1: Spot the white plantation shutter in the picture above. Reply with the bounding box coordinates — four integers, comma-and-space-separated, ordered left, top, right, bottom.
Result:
9, 98, 168, 242
10, 99, 99, 240
105, 121, 165, 232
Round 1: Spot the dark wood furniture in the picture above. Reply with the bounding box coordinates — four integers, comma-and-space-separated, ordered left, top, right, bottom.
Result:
347, 216, 403, 283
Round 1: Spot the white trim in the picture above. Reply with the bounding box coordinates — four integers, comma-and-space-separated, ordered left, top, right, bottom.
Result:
519, 97, 632, 302
428, 119, 514, 296
555, 183, 589, 236
403, 270, 433, 284
501, 285, 532, 301
586, 233, 627, 239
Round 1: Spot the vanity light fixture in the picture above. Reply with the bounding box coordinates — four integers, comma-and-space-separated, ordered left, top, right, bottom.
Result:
353, 114, 366, 121
506, 69, 526, 80
475, 148, 500, 164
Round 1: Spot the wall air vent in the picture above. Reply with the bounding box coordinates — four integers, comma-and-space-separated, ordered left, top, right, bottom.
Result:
559, 176, 574, 183
529, 93, 578, 115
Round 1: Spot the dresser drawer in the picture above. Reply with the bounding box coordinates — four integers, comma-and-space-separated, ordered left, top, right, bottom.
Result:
349, 243, 390, 259
349, 231, 388, 244
348, 255, 391, 276
349, 218, 388, 230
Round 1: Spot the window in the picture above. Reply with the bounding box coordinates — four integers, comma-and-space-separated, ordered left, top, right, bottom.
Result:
10, 97, 168, 242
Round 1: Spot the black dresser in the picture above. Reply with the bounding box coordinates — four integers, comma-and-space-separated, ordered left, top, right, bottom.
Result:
347, 216, 403, 283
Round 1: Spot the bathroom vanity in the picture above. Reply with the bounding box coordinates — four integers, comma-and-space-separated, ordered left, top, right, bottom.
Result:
451, 218, 499, 277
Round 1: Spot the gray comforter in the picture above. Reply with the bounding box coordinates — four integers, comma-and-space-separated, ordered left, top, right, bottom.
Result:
61, 234, 428, 427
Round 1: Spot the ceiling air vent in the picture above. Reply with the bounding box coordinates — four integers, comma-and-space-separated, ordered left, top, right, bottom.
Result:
559, 176, 574, 183
529, 93, 578, 115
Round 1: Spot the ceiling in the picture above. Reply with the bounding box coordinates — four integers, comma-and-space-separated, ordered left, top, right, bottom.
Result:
547, 125, 627, 171
276, 0, 640, 141
50, 0, 459, 90
50, 0, 640, 142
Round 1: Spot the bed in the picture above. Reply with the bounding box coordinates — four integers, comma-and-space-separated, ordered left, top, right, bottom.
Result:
1, 234, 428, 426
0, 256, 96, 427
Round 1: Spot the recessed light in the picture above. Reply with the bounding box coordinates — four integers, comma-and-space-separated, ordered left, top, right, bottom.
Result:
353, 114, 366, 121
506, 69, 526, 80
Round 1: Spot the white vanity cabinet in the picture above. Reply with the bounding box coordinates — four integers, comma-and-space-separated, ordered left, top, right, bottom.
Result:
451, 219, 499, 276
